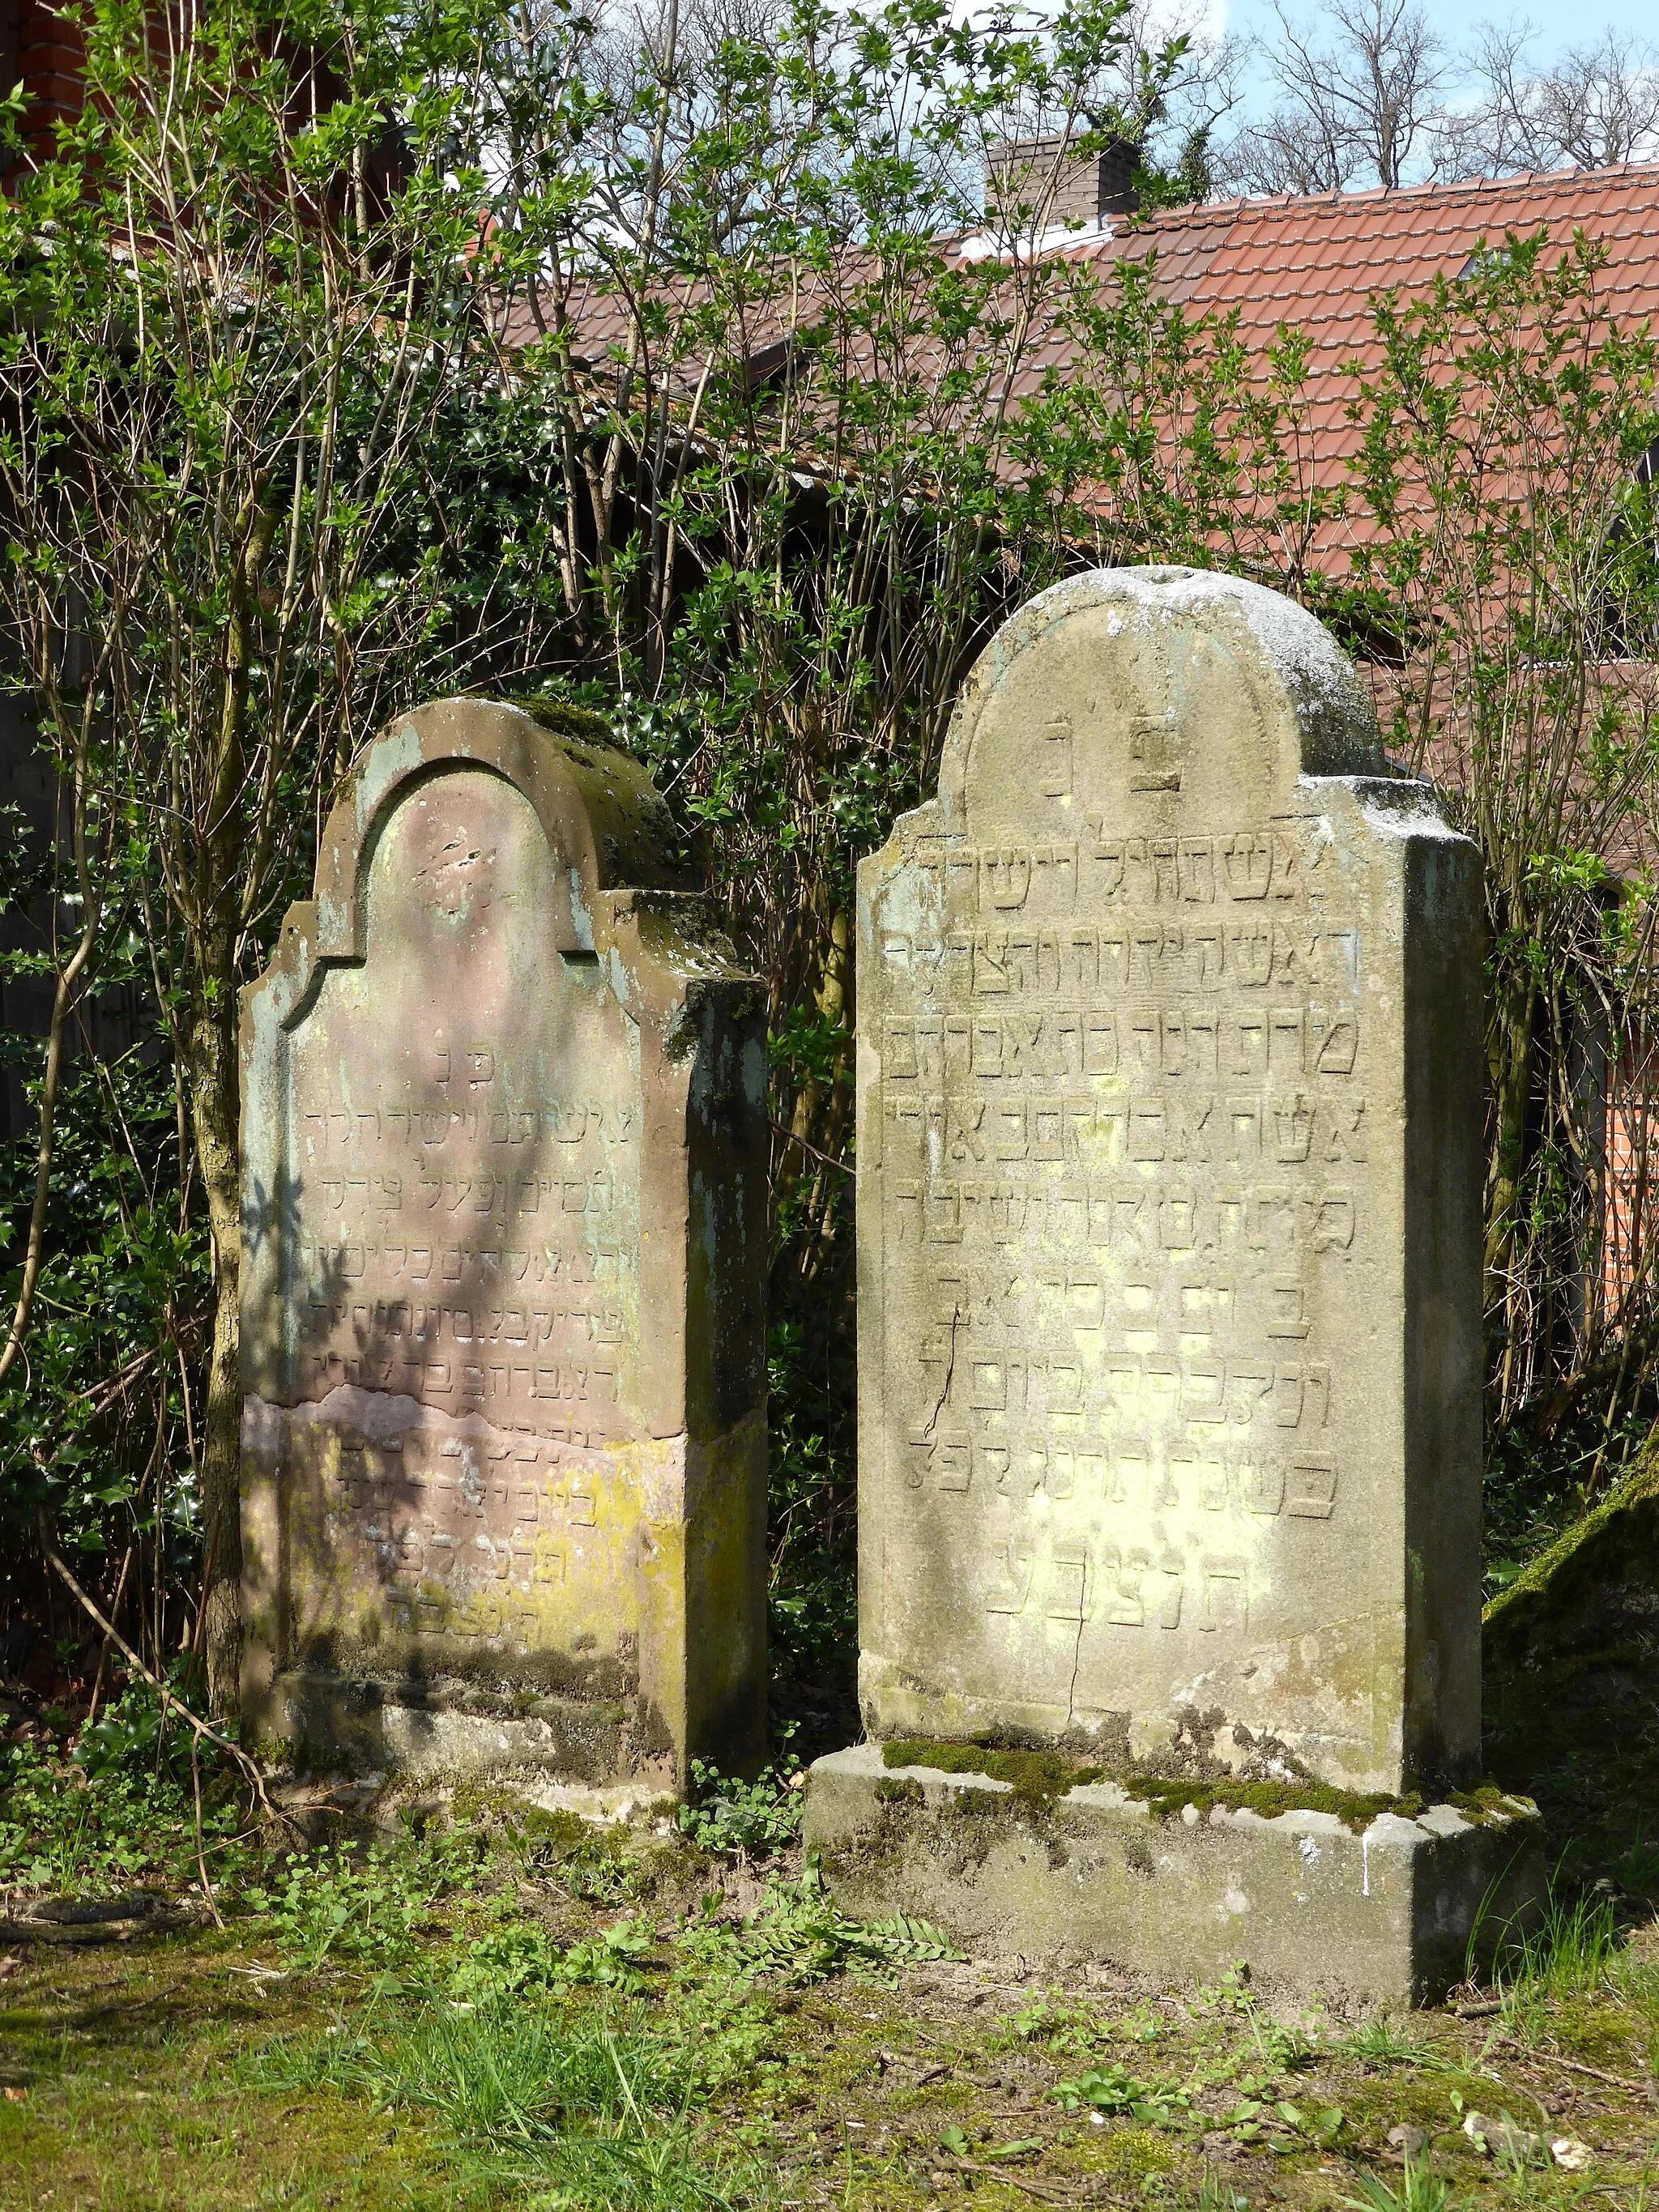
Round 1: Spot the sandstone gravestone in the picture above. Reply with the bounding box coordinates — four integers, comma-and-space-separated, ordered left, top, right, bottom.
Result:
807, 569, 1536, 1995
240, 699, 769, 1793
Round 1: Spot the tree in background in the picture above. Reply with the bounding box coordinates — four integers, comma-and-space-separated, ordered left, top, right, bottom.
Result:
1345, 232, 1659, 1538
1436, 24, 1659, 179
0, 0, 575, 1710
1218, 0, 1448, 194
0, 0, 1655, 1723
0, 0, 1179, 1711
1215, 5, 1659, 195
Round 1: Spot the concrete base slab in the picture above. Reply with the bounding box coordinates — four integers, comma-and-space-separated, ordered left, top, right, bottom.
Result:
804, 1745, 1544, 2003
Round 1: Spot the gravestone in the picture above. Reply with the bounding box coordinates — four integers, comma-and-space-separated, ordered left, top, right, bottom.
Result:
808, 568, 1540, 1996
240, 699, 769, 1796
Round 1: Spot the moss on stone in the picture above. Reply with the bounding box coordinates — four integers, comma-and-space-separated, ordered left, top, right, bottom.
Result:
1446, 1784, 1531, 1826
878, 1738, 1448, 1833
505, 695, 616, 746
881, 1740, 1104, 1806
1483, 1436, 1659, 1670
1129, 1774, 1430, 1832
874, 1775, 925, 1807
876, 1737, 1544, 1838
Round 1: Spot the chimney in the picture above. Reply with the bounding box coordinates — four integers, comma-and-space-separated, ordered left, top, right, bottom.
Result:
983, 131, 1141, 232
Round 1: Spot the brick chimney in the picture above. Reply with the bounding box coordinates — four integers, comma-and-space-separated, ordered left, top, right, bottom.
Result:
983, 131, 1141, 232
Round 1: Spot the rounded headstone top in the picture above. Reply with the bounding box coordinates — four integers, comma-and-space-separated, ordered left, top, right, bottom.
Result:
939, 565, 1385, 826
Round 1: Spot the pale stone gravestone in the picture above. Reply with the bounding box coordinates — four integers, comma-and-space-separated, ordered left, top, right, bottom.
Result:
241, 699, 769, 1795
808, 568, 1540, 1996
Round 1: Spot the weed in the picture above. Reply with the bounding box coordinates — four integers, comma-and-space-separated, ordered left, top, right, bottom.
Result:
1242, 2007, 1320, 2074
1494, 1876, 1622, 2028
686, 1861, 960, 1984
677, 1739, 804, 1858
238, 1832, 476, 1971
558, 1916, 658, 1993
0, 1740, 245, 1897
447, 1919, 565, 2003
1000, 1992, 1113, 2054
1051, 2061, 1191, 2126
1344, 2016, 1437, 2067
1196, 2175, 1251, 2212
1342, 2162, 1460, 2212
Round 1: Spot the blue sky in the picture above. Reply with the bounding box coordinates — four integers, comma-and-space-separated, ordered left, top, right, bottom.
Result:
1218, 0, 1655, 50
1197, 0, 1657, 163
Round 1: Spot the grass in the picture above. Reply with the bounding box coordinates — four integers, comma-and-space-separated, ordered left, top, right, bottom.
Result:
1342, 2163, 1460, 2212
255, 1990, 746, 2207
0, 1691, 1657, 2212
0, 1878, 1655, 2210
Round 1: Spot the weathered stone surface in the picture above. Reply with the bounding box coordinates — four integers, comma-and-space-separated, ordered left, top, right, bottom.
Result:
806, 1745, 1542, 2002
240, 698, 769, 1785
855, 567, 1483, 1795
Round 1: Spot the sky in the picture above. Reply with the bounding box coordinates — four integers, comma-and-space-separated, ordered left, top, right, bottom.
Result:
1216, 0, 1657, 49
1180, 0, 1659, 168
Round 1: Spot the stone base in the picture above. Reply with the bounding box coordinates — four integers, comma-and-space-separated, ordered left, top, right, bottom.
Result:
804, 1745, 1545, 2003
254, 1668, 676, 1794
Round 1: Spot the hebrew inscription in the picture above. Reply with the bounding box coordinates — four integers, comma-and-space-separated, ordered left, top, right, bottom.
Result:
241, 700, 770, 1781
856, 570, 1483, 1792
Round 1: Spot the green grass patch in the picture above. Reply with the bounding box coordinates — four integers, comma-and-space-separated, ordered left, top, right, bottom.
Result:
254, 1988, 746, 2209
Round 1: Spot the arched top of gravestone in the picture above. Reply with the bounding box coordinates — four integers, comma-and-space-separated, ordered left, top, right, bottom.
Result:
309, 697, 693, 964
937, 566, 1385, 832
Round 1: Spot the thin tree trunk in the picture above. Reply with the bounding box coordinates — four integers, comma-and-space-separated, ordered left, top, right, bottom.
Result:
186, 497, 271, 1720
188, 982, 243, 1720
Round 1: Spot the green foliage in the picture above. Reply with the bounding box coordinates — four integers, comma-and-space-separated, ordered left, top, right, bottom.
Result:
677, 1743, 806, 1858
683, 1861, 961, 1985
71, 1673, 197, 1787
446, 1919, 566, 2005
556, 1917, 659, 1995
1344, 2160, 1466, 2212
238, 1832, 478, 1971
1493, 1875, 1623, 2010
0, 1030, 203, 1570
765, 1315, 855, 1694
1051, 2061, 1191, 2125
0, 1736, 242, 1897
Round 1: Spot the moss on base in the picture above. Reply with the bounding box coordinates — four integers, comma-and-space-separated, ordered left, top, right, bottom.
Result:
879, 1739, 1529, 1835
881, 1741, 1104, 1806
1123, 1773, 1426, 1832
1483, 1439, 1659, 1669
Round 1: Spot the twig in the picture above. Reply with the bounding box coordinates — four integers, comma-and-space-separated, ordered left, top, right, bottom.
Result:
84, 1544, 134, 1729
941, 2154, 1126, 2205
42, 1533, 278, 1827
190, 1734, 224, 1929
1493, 2035, 1648, 2095
768, 1116, 854, 1177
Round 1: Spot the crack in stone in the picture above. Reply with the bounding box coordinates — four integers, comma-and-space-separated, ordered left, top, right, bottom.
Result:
1064, 1605, 1085, 1729
921, 1306, 965, 1441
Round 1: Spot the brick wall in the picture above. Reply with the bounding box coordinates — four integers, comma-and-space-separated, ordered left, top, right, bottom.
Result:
3, 0, 85, 170
983, 133, 1139, 233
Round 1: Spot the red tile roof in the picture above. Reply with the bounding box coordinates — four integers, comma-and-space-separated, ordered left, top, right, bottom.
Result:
1078, 161, 1659, 395
974, 161, 1659, 569
539, 164, 1659, 560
